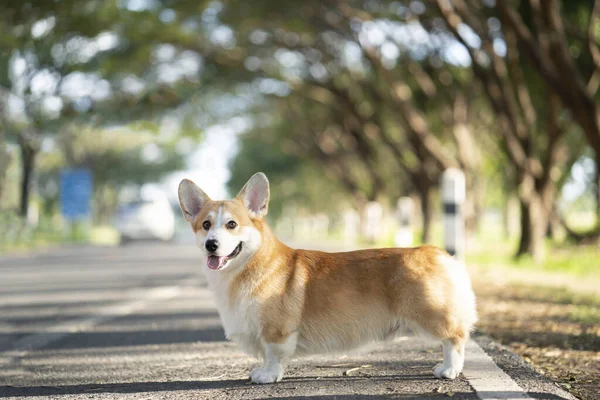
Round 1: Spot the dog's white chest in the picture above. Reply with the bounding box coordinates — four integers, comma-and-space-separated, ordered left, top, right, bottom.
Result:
205, 272, 263, 356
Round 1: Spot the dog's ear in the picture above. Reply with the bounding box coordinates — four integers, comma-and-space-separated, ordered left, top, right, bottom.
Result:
237, 172, 270, 219
178, 179, 211, 223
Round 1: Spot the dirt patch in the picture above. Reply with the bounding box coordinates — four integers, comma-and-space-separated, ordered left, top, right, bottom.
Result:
472, 277, 600, 400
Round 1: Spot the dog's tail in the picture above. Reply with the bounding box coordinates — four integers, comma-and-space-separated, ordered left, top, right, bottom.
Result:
440, 254, 478, 333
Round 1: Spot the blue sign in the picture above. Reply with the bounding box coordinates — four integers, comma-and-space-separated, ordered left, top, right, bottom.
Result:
60, 168, 93, 220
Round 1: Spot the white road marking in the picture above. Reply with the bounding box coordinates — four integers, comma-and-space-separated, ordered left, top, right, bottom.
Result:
464, 339, 532, 399
3, 284, 186, 359
463, 339, 576, 400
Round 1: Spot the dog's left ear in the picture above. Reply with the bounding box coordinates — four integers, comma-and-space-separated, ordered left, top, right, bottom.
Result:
237, 172, 270, 219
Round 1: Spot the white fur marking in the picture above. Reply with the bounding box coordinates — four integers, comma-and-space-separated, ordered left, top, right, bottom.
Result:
200, 224, 264, 357
250, 334, 297, 384
434, 339, 462, 379
205, 206, 241, 258
438, 254, 478, 330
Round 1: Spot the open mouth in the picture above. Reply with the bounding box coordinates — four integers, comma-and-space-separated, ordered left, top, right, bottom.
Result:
207, 242, 242, 270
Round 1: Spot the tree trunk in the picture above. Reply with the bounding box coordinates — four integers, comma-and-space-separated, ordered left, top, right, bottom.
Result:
19, 142, 36, 219
546, 208, 565, 241
595, 158, 600, 227
515, 195, 548, 263
464, 174, 481, 235
417, 179, 434, 244
0, 132, 10, 201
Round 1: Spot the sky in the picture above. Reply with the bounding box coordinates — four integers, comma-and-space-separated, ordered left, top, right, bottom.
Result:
163, 123, 240, 204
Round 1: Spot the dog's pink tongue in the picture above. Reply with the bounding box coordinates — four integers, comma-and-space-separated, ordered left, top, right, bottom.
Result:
207, 255, 225, 270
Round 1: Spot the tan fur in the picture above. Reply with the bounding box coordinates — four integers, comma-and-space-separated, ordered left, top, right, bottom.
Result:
191, 202, 472, 348
180, 174, 477, 382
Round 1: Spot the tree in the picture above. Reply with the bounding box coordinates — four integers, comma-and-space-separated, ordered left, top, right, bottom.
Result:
228, 120, 351, 221
495, 0, 600, 233
0, 0, 213, 218
0, 1, 115, 217
0, 89, 10, 200
219, 0, 586, 257
37, 125, 185, 223
216, 0, 491, 242
434, 0, 579, 260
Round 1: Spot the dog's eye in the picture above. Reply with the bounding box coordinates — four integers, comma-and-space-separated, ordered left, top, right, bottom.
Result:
226, 221, 237, 230
202, 221, 211, 230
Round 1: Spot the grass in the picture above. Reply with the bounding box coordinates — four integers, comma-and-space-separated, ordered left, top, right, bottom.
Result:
0, 210, 121, 253
373, 216, 600, 278
465, 221, 600, 277
89, 225, 120, 246
569, 305, 600, 325
528, 284, 600, 324
303, 216, 599, 278
468, 243, 600, 277
0, 213, 64, 253
474, 275, 600, 400
497, 283, 600, 305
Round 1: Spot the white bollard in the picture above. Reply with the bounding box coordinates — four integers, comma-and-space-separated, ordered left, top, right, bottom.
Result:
343, 209, 360, 245
442, 168, 466, 261
26, 202, 40, 228
395, 197, 414, 247
364, 201, 383, 244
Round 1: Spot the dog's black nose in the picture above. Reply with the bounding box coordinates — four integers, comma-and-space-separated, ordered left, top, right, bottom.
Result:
205, 239, 219, 253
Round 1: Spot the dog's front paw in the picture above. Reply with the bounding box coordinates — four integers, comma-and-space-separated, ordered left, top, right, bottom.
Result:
249, 366, 283, 384
433, 363, 460, 379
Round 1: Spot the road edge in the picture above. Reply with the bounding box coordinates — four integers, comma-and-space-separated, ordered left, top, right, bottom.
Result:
471, 333, 577, 400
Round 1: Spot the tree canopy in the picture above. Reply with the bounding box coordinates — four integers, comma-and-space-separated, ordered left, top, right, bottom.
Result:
1, 0, 599, 260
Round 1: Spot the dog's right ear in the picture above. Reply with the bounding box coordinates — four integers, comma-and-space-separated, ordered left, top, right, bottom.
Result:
178, 179, 210, 223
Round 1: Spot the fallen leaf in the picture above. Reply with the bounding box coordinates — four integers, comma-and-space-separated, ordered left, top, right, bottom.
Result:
561, 383, 572, 389
344, 365, 372, 376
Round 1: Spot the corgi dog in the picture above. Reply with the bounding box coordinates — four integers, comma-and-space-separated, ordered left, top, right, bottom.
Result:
178, 172, 477, 384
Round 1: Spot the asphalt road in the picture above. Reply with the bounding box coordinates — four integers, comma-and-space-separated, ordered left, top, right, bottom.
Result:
0, 240, 576, 400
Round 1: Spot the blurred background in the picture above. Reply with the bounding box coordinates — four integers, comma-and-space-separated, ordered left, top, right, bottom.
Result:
0, 1, 599, 398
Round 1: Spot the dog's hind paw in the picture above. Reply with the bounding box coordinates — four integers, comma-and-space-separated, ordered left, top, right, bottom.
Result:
433, 363, 460, 379
249, 366, 283, 384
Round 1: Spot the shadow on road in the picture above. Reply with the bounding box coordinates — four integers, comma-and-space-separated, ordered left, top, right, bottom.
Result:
0, 275, 198, 296
0, 327, 227, 351
0, 300, 121, 312
482, 327, 600, 351
0, 379, 570, 400
0, 379, 248, 397
249, 394, 568, 400
1, 311, 220, 326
